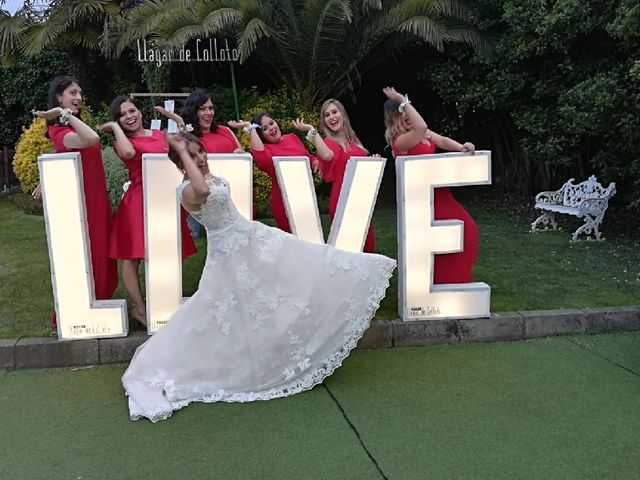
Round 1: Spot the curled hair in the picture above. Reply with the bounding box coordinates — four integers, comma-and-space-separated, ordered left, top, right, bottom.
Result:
383, 98, 405, 147
167, 131, 205, 171
180, 89, 216, 136
109, 95, 140, 134
320, 99, 366, 153
250, 112, 273, 143
45, 75, 80, 130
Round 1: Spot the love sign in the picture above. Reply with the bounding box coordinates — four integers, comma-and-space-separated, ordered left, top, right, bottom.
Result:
38, 151, 491, 340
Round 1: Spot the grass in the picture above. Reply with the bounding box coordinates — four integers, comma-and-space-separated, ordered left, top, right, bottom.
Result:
1, 191, 639, 338
4, 333, 640, 478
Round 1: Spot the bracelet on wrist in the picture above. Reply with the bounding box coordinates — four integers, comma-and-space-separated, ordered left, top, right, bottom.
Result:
306, 128, 318, 142
242, 123, 261, 134
59, 108, 72, 125
181, 123, 194, 133
398, 95, 411, 113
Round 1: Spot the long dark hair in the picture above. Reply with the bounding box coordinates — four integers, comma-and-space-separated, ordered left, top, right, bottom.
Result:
45, 75, 80, 129
250, 112, 273, 143
180, 89, 217, 136
109, 95, 141, 136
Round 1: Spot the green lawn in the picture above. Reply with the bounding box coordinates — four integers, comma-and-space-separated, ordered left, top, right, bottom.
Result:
1, 192, 638, 338
3, 333, 640, 479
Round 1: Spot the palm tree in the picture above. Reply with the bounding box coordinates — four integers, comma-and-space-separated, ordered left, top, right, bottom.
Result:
109, 0, 488, 104
0, 0, 123, 68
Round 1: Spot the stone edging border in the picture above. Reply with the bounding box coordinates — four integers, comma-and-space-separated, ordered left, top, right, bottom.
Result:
2, 306, 639, 370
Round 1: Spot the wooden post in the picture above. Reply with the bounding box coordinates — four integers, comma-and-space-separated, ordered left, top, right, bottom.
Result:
230, 62, 240, 120
2, 146, 8, 191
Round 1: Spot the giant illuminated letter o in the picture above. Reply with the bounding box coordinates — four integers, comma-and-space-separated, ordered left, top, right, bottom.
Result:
143, 153, 253, 333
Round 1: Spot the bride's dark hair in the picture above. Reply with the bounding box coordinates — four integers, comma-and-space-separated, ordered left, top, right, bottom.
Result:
168, 132, 206, 171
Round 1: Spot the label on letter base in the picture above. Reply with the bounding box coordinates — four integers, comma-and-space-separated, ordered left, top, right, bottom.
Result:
39, 153, 127, 340
143, 153, 253, 333
396, 151, 492, 320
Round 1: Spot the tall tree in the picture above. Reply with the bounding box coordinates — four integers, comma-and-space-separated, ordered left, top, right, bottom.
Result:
108, 0, 488, 104
0, 0, 123, 72
425, 0, 640, 211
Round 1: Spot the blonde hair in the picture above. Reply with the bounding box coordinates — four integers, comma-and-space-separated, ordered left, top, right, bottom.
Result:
383, 98, 406, 147
320, 99, 366, 153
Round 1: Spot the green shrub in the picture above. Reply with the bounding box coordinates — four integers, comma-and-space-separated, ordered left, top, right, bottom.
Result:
0, 49, 69, 147
102, 147, 129, 209
7, 192, 44, 216
238, 88, 324, 218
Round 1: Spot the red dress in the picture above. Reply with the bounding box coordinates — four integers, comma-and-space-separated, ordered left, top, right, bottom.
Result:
393, 138, 479, 284
48, 125, 119, 327
324, 139, 375, 252
109, 129, 197, 259
251, 134, 314, 233
200, 126, 239, 153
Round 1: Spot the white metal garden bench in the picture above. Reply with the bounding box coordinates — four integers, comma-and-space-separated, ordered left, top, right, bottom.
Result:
530, 175, 616, 241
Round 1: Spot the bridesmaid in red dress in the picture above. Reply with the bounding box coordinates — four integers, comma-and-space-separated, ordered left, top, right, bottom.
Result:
99, 96, 197, 325
34, 76, 118, 329
383, 86, 478, 284
228, 113, 331, 233
156, 90, 244, 155
315, 99, 376, 252
155, 90, 245, 230
180, 90, 244, 154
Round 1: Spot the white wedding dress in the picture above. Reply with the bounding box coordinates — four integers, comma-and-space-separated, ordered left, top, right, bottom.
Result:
122, 175, 396, 422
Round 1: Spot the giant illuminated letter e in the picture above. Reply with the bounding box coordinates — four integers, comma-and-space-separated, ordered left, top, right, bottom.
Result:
396, 151, 492, 321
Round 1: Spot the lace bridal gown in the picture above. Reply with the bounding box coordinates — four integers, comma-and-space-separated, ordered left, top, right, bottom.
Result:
122, 175, 396, 422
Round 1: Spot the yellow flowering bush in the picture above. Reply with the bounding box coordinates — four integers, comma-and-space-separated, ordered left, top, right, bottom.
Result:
12, 118, 53, 192
237, 89, 322, 218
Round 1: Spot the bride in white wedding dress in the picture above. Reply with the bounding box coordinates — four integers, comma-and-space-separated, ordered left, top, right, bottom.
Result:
122, 132, 396, 422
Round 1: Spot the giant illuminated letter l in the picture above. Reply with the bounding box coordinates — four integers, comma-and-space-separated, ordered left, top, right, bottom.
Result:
39, 153, 128, 339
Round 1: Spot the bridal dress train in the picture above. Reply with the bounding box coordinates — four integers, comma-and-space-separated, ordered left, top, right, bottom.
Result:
122, 175, 396, 422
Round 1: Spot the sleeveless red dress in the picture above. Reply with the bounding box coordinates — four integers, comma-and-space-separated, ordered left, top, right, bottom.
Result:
251, 134, 314, 233
109, 129, 197, 259
48, 125, 119, 327
324, 139, 375, 252
393, 138, 479, 284
200, 126, 238, 153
